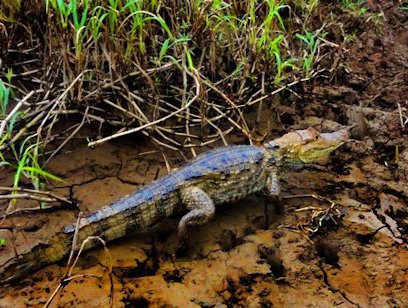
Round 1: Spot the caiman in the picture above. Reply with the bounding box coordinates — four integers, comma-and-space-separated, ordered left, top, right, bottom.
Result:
0, 127, 349, 284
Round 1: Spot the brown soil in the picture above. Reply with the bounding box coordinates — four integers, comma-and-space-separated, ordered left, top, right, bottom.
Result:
1, 3, 407, 307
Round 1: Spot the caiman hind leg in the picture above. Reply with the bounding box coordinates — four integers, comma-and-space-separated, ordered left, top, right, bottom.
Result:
177, 186, 215, 255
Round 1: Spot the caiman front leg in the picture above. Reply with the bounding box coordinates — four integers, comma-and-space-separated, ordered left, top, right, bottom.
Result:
266, 167, 281, 199
265, 167, 284, 216
177, 186, 215, 254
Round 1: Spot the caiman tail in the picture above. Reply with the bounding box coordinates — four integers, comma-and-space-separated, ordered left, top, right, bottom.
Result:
0, 231, 73, 284
0, 180, 180, 284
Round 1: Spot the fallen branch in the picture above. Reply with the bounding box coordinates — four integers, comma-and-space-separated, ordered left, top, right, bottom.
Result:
0, 193, 56, 202
0, 186, 73, 204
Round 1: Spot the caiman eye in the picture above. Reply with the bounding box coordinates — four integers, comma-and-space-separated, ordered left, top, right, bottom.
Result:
270, 144, 280, 150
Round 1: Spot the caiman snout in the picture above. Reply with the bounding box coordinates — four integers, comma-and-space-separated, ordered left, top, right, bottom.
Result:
265, 126, 350, 166
319, 127, 350, 145
297, 127, 350, 164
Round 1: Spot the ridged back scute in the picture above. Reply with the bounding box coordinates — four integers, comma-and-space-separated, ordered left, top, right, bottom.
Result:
179, 145, 266, 178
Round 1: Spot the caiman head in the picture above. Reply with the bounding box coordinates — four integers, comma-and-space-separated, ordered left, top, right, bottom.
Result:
264, 127, 349, 169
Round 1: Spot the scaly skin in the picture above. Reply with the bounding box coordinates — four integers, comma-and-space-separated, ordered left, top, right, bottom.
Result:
0, 127, 349, 284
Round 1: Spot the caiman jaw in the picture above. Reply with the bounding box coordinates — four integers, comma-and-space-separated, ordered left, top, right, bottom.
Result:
265, 127, 349, 166
298, 128, 349, 163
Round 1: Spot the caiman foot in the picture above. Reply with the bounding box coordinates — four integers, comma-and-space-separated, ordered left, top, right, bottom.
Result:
262, 194, 283, 229
268, 194, 284, 215
175, 233, 189, 257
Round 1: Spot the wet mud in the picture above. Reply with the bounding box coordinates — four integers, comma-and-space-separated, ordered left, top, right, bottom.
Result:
1, 3, 408, 307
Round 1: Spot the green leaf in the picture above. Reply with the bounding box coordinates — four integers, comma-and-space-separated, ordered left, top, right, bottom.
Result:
13, 142, 37, 188
159, 38, 171, 62
184, 47, 195, 71
121, 0, 139, 12
57, 0, 66, 15
72, 0, 88, 30
0, 79, 10, 114
80, 0, 89, 28
295, 33, 308, 45
8, 111, 20, 133
145, 15, 173, 40
6, 68, 13, 83
22, 166, 64, 182
72, 1, 79, 28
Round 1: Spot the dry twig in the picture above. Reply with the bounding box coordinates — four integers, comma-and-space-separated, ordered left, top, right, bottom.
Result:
45, 214, 114, 308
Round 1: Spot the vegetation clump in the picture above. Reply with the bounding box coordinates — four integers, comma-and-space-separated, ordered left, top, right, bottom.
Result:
0, 0, 370, 196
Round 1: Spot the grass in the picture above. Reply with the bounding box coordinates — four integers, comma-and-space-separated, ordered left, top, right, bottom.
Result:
0, 78, 12, 167
12, 141, 63, 191
295, 30, 321, 77
0, 76, 62, 212
341, 0, 367, 14
0, 76, 12, 117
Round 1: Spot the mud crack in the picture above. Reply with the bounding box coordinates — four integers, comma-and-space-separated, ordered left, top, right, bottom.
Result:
318, 260, 359, 307
372, 197, 406, 245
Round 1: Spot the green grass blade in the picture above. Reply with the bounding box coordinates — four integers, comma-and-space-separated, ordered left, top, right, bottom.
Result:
21, 166, 64, 182
159, 38, 171, 62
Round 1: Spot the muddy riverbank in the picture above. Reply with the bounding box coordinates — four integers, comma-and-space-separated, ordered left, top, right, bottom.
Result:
0, 2, 407, 307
